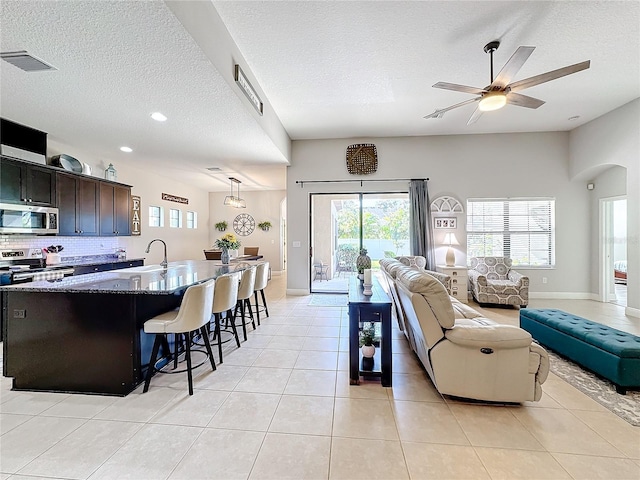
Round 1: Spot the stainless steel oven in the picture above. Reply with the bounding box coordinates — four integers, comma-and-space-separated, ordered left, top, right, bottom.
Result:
0, 203, 58, 235
0, 248, 74, 342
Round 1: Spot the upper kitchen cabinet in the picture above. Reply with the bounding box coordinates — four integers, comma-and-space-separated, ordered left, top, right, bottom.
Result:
100, 183, 131, 236
57, 172, 99, 236
0, 157, 56, 206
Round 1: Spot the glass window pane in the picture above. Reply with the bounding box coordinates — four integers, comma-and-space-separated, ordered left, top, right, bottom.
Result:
467, 199, 554, 267
148, 206, 163, 227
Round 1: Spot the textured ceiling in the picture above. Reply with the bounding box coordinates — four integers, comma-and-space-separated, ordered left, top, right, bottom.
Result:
214, 1, 639, 138
1, 1, 638, 192
0, 0, 288, 191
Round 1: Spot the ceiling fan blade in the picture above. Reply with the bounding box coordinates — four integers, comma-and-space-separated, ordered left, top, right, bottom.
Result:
506, 92, 546, 109
491, 46, 536, 89
467, 108, 484, 125
508, 60, 591, 92
467, 106, 483, 125
424, 97, 480, 119
432, 82, 486, 95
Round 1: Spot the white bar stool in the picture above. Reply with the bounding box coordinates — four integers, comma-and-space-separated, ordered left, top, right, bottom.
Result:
253, 262, 270, 325
234, 266, 257, 341
143, 279, 216, 395
211, 272, 241, 364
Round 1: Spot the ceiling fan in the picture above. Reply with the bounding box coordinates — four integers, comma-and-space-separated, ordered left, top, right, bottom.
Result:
424, 41, 590, 125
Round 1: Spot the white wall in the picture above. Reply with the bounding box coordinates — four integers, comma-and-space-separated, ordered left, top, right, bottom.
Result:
208, 190, 286, 272
587, 166, 626, 289
287, 132, 590, 296
46, 139, 211, 265
570, 99, 639, 314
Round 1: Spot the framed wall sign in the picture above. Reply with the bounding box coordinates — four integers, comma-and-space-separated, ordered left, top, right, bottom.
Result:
162, 193, 188, 204
434, 217, 456, 229
235, 65, 264, 115
131, 195, 141, 236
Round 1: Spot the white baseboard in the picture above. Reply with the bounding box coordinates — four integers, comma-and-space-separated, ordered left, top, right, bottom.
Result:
529, 292, 596, 300
286, 288, 310, 296
626, 306, 640, 318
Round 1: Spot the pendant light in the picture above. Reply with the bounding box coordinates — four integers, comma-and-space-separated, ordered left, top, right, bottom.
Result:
223, 177, 246, 208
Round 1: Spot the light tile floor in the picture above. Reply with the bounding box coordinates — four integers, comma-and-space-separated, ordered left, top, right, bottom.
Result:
1, 275, 639, 479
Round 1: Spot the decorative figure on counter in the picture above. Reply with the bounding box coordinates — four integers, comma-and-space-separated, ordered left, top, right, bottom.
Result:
214, 233, 241, 265
363, 268, 373, 295
43, 245, 64, 265
356, 248, 371, 280
105, 163, 117, 181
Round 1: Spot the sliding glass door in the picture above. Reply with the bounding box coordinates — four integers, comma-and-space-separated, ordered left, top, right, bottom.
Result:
310, 193, 409, 293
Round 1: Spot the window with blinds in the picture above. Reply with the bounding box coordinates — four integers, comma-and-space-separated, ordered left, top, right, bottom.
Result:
467, 198, 555, 267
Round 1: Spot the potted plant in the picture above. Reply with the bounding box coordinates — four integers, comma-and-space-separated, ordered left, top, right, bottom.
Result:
258, 221, 272, 232
214, 233, 241, 264
215, 221, 227, 232
360, 323, 377, 358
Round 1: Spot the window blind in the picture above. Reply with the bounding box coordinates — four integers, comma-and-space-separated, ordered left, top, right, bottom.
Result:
467, 198, 555, 267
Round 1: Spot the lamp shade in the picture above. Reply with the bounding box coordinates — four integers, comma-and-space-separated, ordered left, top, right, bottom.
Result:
443, 232, 460, 246
478, 91, 507, 112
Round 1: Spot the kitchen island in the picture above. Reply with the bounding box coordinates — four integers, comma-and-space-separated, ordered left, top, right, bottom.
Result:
1, 260, 260, 395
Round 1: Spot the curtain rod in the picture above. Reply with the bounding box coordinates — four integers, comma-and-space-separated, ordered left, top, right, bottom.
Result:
296, 178, 428, 188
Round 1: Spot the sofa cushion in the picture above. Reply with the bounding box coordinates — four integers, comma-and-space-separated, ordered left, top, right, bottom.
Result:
445, 324, 532, 349
397, 268, 455, 329
396, 255, 427, 269
451, 299, 485, 320
470, 257, 512, 280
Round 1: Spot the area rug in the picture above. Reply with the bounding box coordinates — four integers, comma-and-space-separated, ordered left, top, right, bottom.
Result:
308, 294, 348, 307
547, 349, 640, 426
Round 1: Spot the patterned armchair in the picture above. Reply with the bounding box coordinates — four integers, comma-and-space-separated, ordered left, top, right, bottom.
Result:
468, 257, 529, 307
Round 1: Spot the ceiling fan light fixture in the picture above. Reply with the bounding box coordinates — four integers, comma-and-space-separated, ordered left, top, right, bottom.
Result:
478, 92, 507, 112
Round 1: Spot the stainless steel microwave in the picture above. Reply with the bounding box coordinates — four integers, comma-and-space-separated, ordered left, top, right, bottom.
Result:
0, 203, 59, 235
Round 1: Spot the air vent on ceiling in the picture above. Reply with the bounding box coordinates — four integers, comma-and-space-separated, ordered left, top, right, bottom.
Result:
206, 167, 222, 171
1, 51, 57, 72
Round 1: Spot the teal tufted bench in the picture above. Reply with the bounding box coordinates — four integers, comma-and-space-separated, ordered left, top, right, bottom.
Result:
520, 309, 640, 394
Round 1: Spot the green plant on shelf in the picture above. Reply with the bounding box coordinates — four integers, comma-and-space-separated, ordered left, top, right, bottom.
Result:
359, 323, 378, 347
215, 221, 227, 232
258, 221, 272, 231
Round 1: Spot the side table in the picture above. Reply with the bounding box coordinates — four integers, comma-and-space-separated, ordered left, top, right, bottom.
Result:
436, 265, 469, 304
348, 275, 392, 387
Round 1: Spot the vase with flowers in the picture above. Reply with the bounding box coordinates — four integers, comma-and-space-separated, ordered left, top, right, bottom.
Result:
214, 233, 241, 265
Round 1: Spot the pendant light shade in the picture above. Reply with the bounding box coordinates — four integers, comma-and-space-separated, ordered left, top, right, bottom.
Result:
223, 177, 246, 208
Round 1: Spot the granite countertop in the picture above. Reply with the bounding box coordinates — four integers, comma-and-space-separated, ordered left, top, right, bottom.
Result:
0, 259, 262, 294
56, 255, 146, 268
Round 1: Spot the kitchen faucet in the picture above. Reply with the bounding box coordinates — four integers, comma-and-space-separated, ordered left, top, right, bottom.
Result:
145, 239, 168, 268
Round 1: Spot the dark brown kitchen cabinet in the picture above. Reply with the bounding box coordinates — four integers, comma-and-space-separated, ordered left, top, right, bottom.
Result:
56, 173, 99, 236
100, 183, 131, 236
73, 259, 143, 275
0, 157, 56, 206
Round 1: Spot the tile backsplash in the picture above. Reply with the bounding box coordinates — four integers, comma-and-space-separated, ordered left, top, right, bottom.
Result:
0, 235, 121, 258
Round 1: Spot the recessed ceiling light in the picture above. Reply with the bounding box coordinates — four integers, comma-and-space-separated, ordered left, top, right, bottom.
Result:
151, 112, 167, 122
568, 115, 580, 121
120, 146, 133, 153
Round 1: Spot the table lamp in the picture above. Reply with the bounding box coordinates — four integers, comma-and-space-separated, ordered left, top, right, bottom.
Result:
443, 232, 460, 267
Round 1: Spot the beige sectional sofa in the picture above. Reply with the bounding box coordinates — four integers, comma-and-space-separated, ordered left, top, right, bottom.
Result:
380, 257, 549, 402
